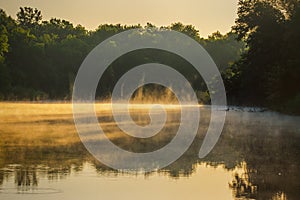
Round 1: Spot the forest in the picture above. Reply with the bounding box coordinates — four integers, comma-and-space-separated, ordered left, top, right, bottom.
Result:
0, 0, 299, 114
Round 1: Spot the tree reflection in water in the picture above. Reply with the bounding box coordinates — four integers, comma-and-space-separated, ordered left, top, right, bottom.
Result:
0, 107, 299, 199
229, 162, 257, 199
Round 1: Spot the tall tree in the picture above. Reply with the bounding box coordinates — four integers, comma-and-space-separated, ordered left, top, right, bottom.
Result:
232, 0, 285, 104
229, 0, 300, 113
17, 7, 42, 29
0, 10, 11, 97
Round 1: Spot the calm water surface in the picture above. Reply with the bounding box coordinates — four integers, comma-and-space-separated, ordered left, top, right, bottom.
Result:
0, 103, 299, 200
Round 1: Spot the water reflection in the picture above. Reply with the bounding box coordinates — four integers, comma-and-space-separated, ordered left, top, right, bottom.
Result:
229, 163, 257, 199
0, 104, 299, 199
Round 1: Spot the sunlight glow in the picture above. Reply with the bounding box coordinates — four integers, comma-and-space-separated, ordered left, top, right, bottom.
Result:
0, 0, 238, 37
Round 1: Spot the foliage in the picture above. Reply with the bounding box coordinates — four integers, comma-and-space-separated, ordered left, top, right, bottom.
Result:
225, 0, 300, 114
0, 7, 243, 103
1, 4, 299, 114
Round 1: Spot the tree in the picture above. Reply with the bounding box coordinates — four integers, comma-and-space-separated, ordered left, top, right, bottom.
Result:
231, 0, 285, 105
17, 7, 42, 29
228, 0, 300, 113
0, 25, 8, 58
0, 10, 11, 97
170, 22, 201, 41
203, 31, 245, 71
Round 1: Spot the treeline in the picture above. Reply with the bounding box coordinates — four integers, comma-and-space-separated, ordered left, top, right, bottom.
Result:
0, 1, 300, 114
0, 7, 244, 101
225, 0, 300, 114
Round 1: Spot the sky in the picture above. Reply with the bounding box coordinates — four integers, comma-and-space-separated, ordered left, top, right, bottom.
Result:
0, 0, 238, 37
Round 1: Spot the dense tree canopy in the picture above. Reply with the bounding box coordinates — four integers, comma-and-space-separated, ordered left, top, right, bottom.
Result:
226, 0, 300, 113
0, 7, 243, 103
0, 4, 299, 114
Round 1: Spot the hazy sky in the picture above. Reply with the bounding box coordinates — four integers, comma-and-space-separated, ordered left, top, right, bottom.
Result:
0, 0, 238, 37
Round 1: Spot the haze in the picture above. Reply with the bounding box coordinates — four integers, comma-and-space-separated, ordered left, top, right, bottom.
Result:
0, 0, 238, 37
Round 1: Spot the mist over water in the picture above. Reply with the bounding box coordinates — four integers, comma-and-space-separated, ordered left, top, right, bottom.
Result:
0, 103, 299, 200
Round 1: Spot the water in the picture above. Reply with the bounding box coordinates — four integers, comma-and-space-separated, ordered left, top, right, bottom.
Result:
0, 103, 299, 200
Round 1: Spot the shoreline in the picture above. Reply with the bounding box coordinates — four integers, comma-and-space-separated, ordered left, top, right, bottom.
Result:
1, 101, 298, 116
